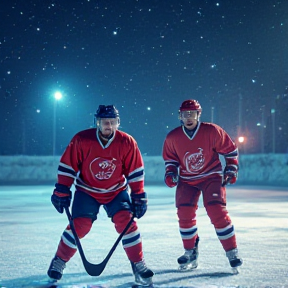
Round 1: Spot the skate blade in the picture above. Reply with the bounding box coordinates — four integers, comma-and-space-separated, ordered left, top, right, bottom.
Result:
178, 261, 198, 271
232, 266, 240, 274
132, 284, 154, 288
132, 276, 153, 288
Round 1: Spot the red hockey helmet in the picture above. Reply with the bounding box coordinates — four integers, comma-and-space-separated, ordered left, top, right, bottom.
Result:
179, 99, 202, 121
179, 100, 202, 113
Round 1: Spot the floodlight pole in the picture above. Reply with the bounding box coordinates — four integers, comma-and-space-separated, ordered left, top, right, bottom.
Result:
53, 92, 62, 156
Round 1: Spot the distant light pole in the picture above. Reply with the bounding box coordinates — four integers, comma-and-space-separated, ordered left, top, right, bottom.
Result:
237, 94, 243, 148
53, 91, 62, 156
211, 106, 214, 123
271, 108, 276, 153
238, 93, 242, 134
260, 105, 265, 153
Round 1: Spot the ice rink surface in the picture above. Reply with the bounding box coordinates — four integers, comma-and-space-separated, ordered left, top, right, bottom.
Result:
0, 185, 287, 288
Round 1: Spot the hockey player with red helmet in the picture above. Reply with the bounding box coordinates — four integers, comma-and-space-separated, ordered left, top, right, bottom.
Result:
162, 99, 242, 271
48, 105, 154, 287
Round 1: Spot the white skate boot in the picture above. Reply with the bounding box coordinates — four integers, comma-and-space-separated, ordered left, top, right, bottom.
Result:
178, 237, 199, 270
131, 259, 154, 287
226, 248, 243, 274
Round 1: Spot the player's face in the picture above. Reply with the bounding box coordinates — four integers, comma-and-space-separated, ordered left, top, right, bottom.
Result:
99, 118, 119, 136
180, 110, 198, 130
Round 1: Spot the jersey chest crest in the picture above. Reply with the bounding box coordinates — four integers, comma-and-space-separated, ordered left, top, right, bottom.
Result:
90, 157, 117, 180
184, 148, 205, 172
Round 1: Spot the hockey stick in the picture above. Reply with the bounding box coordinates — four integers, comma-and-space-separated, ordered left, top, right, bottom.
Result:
64, 206, 134, 276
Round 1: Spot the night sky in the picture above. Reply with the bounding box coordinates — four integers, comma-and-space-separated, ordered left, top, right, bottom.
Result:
1, 0, 287, 156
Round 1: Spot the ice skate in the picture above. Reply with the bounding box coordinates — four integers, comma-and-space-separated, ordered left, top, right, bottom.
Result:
226, 248, 242, 274
178, 237, 199, 271
178, 248, 198, 270
47, 255, 66, 280
131, 259, 154, 287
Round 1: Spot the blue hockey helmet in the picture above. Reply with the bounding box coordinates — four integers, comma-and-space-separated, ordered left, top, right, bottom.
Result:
94, 105, 120, 127
95, 105, 119, 119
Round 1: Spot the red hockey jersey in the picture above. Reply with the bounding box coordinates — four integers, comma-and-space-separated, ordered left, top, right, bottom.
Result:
162, 122, 238, 183
57, 128, 145, 204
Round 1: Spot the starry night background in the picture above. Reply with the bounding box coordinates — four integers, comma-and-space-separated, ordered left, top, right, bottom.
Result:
1, 0, 287, 156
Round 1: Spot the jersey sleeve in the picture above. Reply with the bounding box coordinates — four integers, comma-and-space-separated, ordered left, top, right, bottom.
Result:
123, 136, 145, 195
57, 134, 82, 188
213, 125, 239, 166
162, 134, 179, 174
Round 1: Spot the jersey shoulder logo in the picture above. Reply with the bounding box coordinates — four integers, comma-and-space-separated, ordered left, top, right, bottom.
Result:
90, 157, 117, 180
184, 148, 205, 172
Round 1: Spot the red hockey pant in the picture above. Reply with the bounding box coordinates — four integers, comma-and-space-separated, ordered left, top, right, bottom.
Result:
176, 178, 237, 251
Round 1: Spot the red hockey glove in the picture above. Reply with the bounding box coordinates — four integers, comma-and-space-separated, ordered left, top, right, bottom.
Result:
164, 171, 179, 188
131, 192, 147, 219
51, 183, 72, 214
223, 165, 238, 185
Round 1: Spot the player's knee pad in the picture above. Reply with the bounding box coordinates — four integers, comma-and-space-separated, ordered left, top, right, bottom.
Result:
177, 205, 197, 226
73, 217, 92, 239
203, 181, 226, 206
205, 203, 231, 227
113, 210, 136, 234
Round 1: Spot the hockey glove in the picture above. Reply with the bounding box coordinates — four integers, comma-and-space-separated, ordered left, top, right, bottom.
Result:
164, 171, 179, 188
131, 192, 147, 219
51, 183, 72, 214
223, 165, 238, 185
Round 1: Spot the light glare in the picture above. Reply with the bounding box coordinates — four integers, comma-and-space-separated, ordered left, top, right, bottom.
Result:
54, 91, 62, 100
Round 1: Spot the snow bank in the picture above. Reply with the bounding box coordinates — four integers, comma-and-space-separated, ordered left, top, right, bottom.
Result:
0, 154, 287, 186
